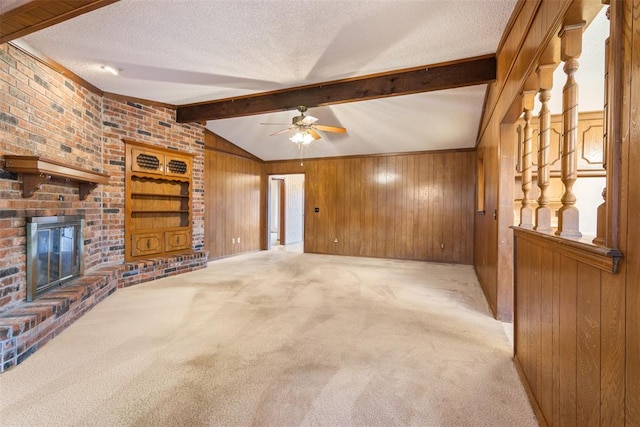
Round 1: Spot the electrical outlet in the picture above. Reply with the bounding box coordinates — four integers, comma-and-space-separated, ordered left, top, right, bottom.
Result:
440, 243, 445, 249
334, 238, 338, 243
237, 237, 240, 243
232, 238, 236, 244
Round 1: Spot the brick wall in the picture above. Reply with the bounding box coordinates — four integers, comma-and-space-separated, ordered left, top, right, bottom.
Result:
0, 43, 205, 312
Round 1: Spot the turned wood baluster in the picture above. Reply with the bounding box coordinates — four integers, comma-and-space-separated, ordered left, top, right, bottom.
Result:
519, 90, 536, 229
535, 64, 555, 233
556, 22, 585, 238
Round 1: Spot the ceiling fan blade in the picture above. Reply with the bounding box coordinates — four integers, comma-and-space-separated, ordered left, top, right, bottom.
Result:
260, 122, 292, 125
269, 128, 292, 136
315, 124, 347, 133
300, 115, 318, 125
308, 129, 322, 140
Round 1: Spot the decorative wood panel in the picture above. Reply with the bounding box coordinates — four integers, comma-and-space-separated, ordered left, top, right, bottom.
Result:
519, 111, 605, 176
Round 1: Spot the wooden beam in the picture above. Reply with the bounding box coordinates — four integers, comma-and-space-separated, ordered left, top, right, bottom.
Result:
0, 0, 119, 44
176, 54, 496, 123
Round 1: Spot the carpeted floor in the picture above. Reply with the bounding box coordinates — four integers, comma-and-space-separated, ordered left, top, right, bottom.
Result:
0, 251, 537, 426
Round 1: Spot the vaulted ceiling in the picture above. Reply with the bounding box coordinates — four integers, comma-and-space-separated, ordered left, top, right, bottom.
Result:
3, 0, 521, 160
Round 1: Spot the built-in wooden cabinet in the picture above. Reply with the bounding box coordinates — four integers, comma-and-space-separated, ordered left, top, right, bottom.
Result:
124, 139, 193, 261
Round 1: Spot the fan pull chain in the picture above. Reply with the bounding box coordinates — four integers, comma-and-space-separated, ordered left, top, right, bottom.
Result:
299, 143, 304, 166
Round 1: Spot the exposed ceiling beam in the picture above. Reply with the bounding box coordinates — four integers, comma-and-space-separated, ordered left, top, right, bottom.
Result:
0, 0, 119, 44
176, 54, 496, 123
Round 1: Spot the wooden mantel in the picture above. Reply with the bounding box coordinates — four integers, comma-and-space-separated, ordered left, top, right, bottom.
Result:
3, 155, 110, 200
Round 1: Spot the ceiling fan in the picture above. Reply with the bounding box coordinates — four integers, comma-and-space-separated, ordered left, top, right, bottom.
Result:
260, 106, 346, 145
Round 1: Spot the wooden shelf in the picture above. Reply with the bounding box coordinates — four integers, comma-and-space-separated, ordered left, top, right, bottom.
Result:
4, 155, 110, 200
131, 192, 189, 199
131, 210, 190, 214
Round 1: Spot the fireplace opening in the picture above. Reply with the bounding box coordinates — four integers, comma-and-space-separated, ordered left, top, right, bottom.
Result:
26, 216, 84, 302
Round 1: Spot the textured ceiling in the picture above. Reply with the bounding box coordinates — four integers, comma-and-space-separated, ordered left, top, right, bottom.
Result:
16, 0, 520, 160
0, 0, 31, 14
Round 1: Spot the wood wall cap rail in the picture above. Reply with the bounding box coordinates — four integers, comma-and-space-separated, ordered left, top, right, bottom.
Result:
512, 226, 623, 274
3, 155, 110, 200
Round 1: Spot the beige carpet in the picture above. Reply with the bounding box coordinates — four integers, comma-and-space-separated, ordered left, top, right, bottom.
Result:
0, 251, 537, 426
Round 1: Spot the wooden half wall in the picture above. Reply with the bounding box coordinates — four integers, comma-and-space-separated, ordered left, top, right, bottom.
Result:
476, 0, 640, 424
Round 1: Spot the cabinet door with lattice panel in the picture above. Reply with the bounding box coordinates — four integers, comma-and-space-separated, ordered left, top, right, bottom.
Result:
130, 148, 165, 176
164, 154, 191, 179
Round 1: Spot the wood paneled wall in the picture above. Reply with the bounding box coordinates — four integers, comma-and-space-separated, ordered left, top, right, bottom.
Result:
204, 131, 262, 259
481, 0, 640, 425
623, 0, 640, 422
266, 150, 475, 264
513, 229, 625, 426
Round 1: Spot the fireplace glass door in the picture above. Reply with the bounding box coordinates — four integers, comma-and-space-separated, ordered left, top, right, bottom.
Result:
26, 216, 84, 301
36, 225, 77, 289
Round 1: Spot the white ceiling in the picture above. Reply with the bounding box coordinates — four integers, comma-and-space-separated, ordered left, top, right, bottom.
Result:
14, 0, 520, 160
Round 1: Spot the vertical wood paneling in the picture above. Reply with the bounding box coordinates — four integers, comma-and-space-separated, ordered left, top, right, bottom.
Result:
600, 264, 625, 426
426, 153, 436, 261
515, 233, 529, 385
384, 157, 398, 258
442, 153, 454, 262
514, 231, 627, 427
267, 150, 475, 264
626, 262, 640, 425
433, 152, 445, 261
204, 132, 262, 259
625, 2, 640, 425
417, 154, 429, 260
323, 159, 337, 254
361, 157, 374, 257
373, 156, 386, 257
539, 246, 554, 423
529, 241, 541, 398
558, 256, 577, 426
552, 251, 561, 427
335, 159, 345, 255
576, 264, 601, 426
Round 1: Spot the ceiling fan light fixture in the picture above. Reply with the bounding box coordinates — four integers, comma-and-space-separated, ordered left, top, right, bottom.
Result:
290, 130, 314, 145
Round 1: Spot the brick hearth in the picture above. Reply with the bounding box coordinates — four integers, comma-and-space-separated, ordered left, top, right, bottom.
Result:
0, 251, 208, 372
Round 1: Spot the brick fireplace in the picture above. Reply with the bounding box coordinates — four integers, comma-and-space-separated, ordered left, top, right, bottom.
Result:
0, 43, 207, 371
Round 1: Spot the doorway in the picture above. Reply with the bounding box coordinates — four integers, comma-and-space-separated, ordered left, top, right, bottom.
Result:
268, 174, 304, 252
